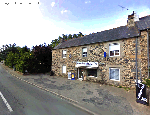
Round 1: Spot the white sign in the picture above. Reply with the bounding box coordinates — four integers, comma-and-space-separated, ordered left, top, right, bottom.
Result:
68, 72, 71, 80
75, 62, 98, 68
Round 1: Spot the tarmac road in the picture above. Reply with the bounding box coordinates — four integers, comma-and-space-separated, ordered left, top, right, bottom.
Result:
1, 63, 150, 115
0, 64, 93, 115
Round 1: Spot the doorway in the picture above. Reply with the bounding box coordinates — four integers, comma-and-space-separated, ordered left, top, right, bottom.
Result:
79, 68, 83, 79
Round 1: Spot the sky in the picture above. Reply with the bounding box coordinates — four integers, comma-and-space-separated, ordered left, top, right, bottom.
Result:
0, 0, 150, 50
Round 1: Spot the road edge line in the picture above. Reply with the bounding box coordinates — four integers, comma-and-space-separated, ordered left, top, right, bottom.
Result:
0, 91, 13, 112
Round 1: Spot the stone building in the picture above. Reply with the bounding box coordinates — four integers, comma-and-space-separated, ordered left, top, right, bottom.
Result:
52, 11, 150, 88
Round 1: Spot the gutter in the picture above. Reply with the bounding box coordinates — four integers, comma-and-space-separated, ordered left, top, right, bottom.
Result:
147, 29, 149, 79
136, 37, 138, 84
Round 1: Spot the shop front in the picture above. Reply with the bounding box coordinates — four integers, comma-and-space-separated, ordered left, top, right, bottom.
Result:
75, 62, 98, 80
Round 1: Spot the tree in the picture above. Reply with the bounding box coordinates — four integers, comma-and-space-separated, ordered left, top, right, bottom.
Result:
62, 34, 67, 41
5, 51, 15, 68
58, 36, 63, 43
31, 44, 52, 73
67, 34, 72, 40
73, 34, 78, 38
4, 45, 35, 73
50, 38, 60, 49
48, 32, 84, 49
77, 32, 84, 37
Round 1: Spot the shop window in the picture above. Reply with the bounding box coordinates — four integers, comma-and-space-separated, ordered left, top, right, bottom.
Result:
82, 47, 87, 57
87, 69, 97, 77
62, 50, 66, 58
62, 65, 66, 73
109, 68, 120, 81
109, 43, 120, 57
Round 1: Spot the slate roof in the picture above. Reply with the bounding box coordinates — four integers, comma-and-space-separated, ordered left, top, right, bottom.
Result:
53, 15, 150, 50
136, 15, 150, 30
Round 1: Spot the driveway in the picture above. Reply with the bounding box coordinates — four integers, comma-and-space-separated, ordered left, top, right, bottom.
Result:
1, 63, 150, 115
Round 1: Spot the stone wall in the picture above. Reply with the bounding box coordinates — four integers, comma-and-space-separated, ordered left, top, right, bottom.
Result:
52, 31, 149, 88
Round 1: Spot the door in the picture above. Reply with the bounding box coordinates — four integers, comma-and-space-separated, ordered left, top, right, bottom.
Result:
79, 68, 83, 78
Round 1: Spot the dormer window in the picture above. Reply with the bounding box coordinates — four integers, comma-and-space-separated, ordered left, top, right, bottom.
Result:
109, 43, 120, 57
62, 50, 66, 58
82, 47, 87, 57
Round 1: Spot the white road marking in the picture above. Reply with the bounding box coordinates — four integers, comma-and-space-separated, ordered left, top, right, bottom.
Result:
0, 91, 13, 112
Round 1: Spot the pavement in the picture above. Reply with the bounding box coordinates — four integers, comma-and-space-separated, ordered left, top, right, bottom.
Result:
1, 63, 150, 115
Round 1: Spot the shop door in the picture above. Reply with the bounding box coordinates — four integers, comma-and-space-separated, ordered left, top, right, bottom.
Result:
79, 68, 83, 78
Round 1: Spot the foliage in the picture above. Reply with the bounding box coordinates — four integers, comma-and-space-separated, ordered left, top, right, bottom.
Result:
5, 51, 15, 68
73, 34, 78, 38
118, 86, 122, 88
31, 44, 52, 73
49, 32, 85, 49
123, 87, 130, 91
67, 34, 72, 40
142, 78, 150, 88
77, 32, 84, 37
3, 43, 52, 74
0, 43, 18, 61
4, 45, 34, 73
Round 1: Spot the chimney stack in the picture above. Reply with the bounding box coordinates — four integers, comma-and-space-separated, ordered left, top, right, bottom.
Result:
127, 11, 139, 27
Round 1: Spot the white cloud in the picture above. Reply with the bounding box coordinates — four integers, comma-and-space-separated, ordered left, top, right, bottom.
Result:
51, 2, 55, 7
138, 8, 150, 18
61, 10, 68, 14
85, 1, 91, 4
0, 0, 66, 50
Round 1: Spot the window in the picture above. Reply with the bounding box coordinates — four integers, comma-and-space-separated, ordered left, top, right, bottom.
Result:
62, 65, 66, 73
109, 43, 120, 57
82, 47, 87, 57
62, 50, 66, 58
109, 68, 120, 81
87, 69, 97, 77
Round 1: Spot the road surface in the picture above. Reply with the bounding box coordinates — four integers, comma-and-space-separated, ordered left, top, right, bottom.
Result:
0, 65, 93, 115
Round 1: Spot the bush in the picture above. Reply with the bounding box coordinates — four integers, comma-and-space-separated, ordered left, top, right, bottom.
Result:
118, 86, 122, 88
142, 78, 150, 87
5, 51, 15, 68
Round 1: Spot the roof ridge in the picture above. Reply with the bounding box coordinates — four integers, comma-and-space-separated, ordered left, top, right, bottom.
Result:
139, 15, 150, 19
98, 25, 126, 33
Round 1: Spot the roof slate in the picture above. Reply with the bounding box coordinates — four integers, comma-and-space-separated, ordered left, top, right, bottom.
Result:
136, 16, 150, 30
53, 15, 150, 50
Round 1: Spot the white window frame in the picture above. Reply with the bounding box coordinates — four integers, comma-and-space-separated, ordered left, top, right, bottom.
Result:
62, 50, 67, 58
62, 65, 66, 73
109, 43, 120, 57
109, 68, 120, 81
82, 47, 87, 57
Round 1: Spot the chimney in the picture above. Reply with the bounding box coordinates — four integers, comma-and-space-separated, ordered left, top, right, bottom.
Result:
127, 11, 139, 27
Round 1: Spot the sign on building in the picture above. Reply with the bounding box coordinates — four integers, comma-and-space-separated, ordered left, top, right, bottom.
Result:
68, 72, 71, 80
136, 83, 148, 105
75, 62, 98, 68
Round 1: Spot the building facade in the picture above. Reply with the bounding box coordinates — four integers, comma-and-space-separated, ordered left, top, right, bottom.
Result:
52, 11, 150, 88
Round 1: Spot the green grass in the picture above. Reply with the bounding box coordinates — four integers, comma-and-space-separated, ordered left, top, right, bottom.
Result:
142, 78, 150, 88
123, 87, 130, 91
118, 86, 122, 88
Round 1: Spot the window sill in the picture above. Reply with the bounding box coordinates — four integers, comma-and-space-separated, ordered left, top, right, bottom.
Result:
109, 55, 120, 57
88, 76, 97, 78
82, 57, 87, 58
110, 79, 120, 81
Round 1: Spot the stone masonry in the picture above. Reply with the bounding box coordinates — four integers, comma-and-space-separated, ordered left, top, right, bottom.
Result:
52, 31, 149, 88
